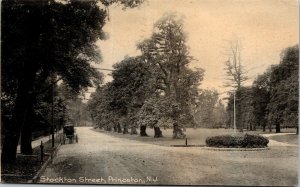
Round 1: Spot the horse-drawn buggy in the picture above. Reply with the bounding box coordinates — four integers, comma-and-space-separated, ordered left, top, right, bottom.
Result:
63, 125, 78, 144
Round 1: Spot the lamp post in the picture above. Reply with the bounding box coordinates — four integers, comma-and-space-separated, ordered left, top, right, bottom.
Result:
233, 90, 236, 133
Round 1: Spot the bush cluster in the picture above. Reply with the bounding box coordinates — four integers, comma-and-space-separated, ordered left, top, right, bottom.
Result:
205, 134, 269, 148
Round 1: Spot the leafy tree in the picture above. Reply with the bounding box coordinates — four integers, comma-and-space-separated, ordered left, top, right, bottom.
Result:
267, 45, 298, 133
226, 86, 257, 131
252, 70, 271, 131
137, 95, 181, 137
211, 100, 227, 128
107, 56, 157, 135
29, 82, 70, 141
138, 13, 204, 138
1, 0, 143, 162
251, 45, 298, 133
88, 85, 116, 130
194, 89, 219, 128
100, 0, 144, 9
239, 87, 255, 130
88, 56, 158, 136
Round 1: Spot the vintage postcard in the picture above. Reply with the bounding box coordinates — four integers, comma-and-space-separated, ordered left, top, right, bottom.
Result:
1, 0, 298, 186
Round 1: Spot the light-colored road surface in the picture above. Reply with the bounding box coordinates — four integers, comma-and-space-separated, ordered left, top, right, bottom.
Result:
39, 127, 298, 186
261, 133, 298, 147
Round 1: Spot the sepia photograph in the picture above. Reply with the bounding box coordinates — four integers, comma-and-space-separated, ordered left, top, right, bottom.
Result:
1, 0, 299, 186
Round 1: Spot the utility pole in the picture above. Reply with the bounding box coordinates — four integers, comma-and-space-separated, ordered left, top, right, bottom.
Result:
51, 76, 55, 147
233, 90, 236, 133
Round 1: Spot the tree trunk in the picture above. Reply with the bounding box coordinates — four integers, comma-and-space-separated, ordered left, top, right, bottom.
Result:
262, 125, 266, 132
1, 119, 22, 163
123, 126, 129, 134
130, 126, 137, 135
20, 121, 33, 155
154, 127, 163, 138
276, 124, 280, 133
172, 124, 186, 139
20, 129, 33, 155
20, 95, 37, 155
2, 62, 39, 162
117, 123, 122, 133
113, 124, 117, 132
106, 125, 112, 131
268, 122, 272, 132
2, 87, 31, 162
140, 126, 148, 136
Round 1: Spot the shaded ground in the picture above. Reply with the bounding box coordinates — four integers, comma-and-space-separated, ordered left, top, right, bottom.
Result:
1, 135, 61, 183
39, 127, 298, 186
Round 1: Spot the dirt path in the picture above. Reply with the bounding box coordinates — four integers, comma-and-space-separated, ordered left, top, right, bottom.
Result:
39, 127, 298, 186
261, 133, 298, 147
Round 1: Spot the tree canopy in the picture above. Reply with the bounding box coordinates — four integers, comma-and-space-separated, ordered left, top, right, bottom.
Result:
88, 13, 205, 138
138, 14, 204, 134
267, 45, 299, 132
1, 0, 143, 162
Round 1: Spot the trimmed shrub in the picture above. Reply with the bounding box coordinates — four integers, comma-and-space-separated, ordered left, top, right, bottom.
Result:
206, 133, 269, 148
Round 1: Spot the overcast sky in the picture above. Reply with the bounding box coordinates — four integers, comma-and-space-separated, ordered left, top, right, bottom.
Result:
88, 0, 298, 99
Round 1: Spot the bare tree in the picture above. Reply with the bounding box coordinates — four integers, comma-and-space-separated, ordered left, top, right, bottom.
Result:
224, 40, 248, 90
223, 40, 249, 131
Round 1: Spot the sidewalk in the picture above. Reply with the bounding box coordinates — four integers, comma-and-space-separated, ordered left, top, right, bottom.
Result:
2, 132, 62, 183
261, 132, 296, 137
261, 133, 298, 147
17, 130, 63, 154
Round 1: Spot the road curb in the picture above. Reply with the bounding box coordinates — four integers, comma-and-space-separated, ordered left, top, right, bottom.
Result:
202, 146, 270, 151
27, 143, 61, 183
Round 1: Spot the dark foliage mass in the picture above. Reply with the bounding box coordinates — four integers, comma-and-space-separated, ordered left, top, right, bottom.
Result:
206, 134, 269, 148
1, 0, 143, 162
1, 0, 106, 162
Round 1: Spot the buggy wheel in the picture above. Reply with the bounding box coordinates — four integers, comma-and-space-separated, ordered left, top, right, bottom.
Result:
76, 135, 78, 143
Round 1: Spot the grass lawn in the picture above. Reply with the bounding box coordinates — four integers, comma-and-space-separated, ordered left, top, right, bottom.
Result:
95, 128, 247, 146
94, 127, 298, 147
252, 128, 298, 134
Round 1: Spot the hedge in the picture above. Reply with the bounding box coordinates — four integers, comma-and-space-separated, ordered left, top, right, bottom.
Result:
205, 134, 269, 148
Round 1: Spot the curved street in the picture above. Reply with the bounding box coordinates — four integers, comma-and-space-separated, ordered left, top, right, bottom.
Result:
39, 127, 298, 186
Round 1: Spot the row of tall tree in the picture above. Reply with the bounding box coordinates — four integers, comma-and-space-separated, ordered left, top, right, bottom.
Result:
226, 45, 298, 133
1, 0, 143, 163
88, 14, 207, 138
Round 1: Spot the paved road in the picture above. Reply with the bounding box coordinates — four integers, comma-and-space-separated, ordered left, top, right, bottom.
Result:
39, 127, 298, 186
